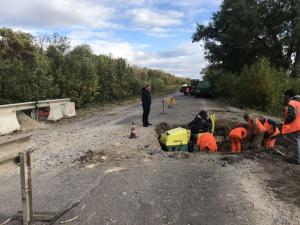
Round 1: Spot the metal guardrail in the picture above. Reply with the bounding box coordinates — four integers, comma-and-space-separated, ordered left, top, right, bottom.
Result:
0, 98, 71, 111
0, 102, 36, 111
0, 134, 32, 173
36, 98, 71, 108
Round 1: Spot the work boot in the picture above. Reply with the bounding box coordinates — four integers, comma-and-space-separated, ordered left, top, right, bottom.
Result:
147, 123, 152, 126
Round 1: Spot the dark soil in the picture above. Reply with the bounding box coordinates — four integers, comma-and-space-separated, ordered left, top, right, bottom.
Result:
257, 150, 300, 207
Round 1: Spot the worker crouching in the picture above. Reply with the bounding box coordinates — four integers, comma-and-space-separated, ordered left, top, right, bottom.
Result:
196, 132, 218, 153
260, 118, 280, 149
229, 127, 247, 153
243, 114, 266, 150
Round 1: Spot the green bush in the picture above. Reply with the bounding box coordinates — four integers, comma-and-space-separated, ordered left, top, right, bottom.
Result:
204, 69, 237, 98
235, 58, 289, 113
203, 58, 292, 114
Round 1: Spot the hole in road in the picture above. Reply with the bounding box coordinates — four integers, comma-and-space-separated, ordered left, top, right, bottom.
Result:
155, 122, 231, 153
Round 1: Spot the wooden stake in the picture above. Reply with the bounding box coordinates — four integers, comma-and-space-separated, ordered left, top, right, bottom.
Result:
20, 151, 33, 225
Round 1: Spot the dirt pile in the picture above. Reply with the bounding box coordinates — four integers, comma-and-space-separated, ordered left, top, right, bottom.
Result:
77, 149, 147, 167
78, 150, 108, 165
163, 152, 190, 158
155, 122, 188, 136
17, 112, 48, 130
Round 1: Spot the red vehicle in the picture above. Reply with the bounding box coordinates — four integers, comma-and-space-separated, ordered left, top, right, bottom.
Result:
38, 108, 50, 118
180, 84, 191, 95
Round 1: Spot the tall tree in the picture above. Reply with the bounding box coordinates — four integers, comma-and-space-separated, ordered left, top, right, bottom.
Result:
290, 0, 300, 77
193, 0, 300, 76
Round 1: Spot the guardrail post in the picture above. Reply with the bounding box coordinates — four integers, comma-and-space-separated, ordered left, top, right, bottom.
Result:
20, 151, 33, 225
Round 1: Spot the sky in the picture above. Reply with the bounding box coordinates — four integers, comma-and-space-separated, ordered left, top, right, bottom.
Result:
0, 0, 221, 78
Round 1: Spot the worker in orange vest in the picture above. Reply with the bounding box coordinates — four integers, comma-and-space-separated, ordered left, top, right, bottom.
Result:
229, 127, 247, 153
282, 89, 300, 164
196, 132, 218, 153
260, 118, 280, 149
243, 114, 266, 150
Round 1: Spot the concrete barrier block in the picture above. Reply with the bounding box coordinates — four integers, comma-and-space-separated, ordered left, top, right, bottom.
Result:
63, 102, 76, 118
0, 109, 21, 135
47, 104, 64, 122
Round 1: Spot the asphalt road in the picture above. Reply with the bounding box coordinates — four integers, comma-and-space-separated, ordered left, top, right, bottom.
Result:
0, 93, 299, 225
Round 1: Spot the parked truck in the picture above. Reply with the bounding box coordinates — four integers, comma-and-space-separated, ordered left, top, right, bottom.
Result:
180, 79, 212, 97
195, 81, 212, 98
190, 79, 200, 95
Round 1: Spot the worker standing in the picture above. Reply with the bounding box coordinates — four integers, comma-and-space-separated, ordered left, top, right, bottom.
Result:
282, 89, 300, 165
229, 127, 247, 153
243, 114, 266, 150
260, 118, 280, 149
141, 84, 152, 127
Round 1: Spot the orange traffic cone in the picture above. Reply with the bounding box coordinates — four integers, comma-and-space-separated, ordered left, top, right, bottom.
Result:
129, 122, 137, 139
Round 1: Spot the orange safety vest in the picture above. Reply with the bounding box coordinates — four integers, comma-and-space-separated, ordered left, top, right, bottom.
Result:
282, 100, 300, 134
263, 120, 277, 135
196, 132, 218, 153
264, 127, 280, 149
264, 120, 272, 134
229, 127, 247, 139
248, 119, 266, 134
270, 127, 280, 138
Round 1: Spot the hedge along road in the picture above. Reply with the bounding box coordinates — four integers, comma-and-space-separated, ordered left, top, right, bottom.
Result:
0, 93, 299, 225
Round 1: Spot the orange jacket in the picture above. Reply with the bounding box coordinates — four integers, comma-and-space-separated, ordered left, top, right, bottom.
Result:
264, 120, 274, 134
248, 118, 266, 134
229, 127, 247, 139
196, 132, 218, 153
282, 100, 300, 134
269, 127, 280, 138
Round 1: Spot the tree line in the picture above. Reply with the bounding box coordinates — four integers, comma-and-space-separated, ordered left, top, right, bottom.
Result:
0, 28, 186, 107
193, 0, 300, 114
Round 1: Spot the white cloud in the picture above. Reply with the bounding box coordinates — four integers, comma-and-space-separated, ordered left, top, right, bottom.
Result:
0, 0, 116, 29
69, 30, 111, 41
0, 0, 217, 78
70, 32, 137, 61
132, 42, 206, 78
172, 0, 221, 7
70, 31, 205, 78
129, 8, 183, 27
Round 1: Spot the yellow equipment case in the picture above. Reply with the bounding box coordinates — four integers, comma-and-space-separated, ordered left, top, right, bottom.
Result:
159, 127, 191, 152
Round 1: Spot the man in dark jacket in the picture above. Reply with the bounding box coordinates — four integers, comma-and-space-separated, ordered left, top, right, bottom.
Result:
141, 85, 152, 127
282, 89, 300, 164
188, 111, 212, 134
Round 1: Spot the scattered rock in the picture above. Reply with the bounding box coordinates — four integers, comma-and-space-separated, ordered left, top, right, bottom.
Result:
105, 167, 126, 174
219, 155, 242, 165
78, 150, 107, 165
86, 164, 96, 169
166, 152, 190, 159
